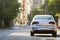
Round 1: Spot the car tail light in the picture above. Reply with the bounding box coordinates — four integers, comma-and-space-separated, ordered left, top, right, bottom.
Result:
32, 22, 39, 24
49, 22, 55, 24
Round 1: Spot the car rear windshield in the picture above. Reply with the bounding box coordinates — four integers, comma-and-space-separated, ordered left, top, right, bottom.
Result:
34, 16, 54, 20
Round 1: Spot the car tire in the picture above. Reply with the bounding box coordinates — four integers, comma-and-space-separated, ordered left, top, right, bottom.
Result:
30, 31, 34, 36
52, 31, 57, 37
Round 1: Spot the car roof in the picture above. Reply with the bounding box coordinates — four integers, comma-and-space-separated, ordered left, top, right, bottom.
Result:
33, 15, 53, 19
31, 15, 55, 23
34, 15, 52, 17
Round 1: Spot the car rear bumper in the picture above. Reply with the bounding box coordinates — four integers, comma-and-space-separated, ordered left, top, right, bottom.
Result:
32, 30, 56, 34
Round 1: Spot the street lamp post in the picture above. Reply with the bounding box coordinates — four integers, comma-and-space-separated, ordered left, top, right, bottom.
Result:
45, 0, 48, 15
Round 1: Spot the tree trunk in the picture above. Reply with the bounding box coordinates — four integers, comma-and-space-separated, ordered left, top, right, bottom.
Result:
4, 18, 10, 28
0, 20, 2, 28
4, 18, 14, 28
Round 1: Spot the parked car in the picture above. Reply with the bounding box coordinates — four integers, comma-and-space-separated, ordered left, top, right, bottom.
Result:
30, 15, 57, 37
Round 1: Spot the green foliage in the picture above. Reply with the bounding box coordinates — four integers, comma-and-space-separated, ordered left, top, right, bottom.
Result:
0, 0, 20, 19
48, 0, 60, 24
0, 0, 20, 28
48, 0, 60, 15
48, 0, 55, 15
54, 0, 60, 13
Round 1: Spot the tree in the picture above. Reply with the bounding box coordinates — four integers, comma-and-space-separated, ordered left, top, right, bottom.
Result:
0, 0, 20, 28
54, 0, 60, 13
48, 0, 60, 15
48, 0, 60, 24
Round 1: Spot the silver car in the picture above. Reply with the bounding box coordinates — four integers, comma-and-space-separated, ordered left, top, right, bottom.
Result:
30, 15, 57, 37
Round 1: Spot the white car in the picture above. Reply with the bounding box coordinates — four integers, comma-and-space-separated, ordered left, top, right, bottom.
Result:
30, 15, 57, 37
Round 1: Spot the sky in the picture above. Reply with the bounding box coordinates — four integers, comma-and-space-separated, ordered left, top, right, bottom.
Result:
18, 0, 22, 3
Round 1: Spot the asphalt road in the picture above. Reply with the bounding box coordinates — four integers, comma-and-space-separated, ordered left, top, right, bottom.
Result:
0, 25, 60, 40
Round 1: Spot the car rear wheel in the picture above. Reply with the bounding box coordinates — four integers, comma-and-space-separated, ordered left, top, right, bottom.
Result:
52, 31, 57, 37
30, 31, 34, 36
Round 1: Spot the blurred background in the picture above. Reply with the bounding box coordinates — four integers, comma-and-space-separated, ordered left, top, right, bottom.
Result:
0, 0, 60, 29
